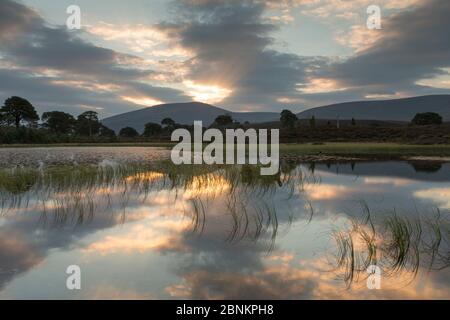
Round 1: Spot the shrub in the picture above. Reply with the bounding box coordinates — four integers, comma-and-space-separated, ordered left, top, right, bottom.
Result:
411, 112, 443, 126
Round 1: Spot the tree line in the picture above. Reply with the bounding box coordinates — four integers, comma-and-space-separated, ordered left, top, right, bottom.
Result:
0, 96, 243, 144
0, 96, 116, 143
0, 96, 445, 144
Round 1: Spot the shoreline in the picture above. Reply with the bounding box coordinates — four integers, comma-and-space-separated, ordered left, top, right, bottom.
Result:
1, 142, 450, 164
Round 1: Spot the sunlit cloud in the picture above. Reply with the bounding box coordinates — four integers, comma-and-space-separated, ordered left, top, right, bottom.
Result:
89, 22, 167, 45
364, 92, 408, 99
51, 80, 122, 93
183, 80, 232, 104
335, 25, 383, 53
416, 69, 450, 89
297, 0, 422, 20
277, 96, 305, 104
88, 22, 192, 59
121, 95, 164, 107
297, 78, 348, 94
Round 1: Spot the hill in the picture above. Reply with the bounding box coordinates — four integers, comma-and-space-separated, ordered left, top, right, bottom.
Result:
102, 102, 278, 133
102, 95, 450, 133
298, 95, 450, 121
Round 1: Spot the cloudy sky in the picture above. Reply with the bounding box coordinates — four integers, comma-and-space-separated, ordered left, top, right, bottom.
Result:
0, 0, 449, 118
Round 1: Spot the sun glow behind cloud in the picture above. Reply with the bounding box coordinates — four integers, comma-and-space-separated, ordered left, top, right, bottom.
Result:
297, 78, 348, 94
416, 69, 450, 89
183, 81, 232, 104
121, 95, 164, 107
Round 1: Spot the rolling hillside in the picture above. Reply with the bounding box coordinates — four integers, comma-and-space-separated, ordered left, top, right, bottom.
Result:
102, 102, 278, 133
102, 95, 450, 133
298, 95, 450, 121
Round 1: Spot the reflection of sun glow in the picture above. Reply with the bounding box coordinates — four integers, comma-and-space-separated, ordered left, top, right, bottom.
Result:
183, 80, 232, 104
126, 171, 165, 182
183, 175, 231, 198
121, 95, 163, 107
304, 184, 352, 200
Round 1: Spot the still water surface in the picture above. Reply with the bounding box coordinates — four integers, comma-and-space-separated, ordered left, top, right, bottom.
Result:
0, 147, 449, 299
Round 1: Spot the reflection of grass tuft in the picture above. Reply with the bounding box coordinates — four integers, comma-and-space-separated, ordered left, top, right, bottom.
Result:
0, 162, 309, 245
332, 206, 449, 288
0, 168, 39, 195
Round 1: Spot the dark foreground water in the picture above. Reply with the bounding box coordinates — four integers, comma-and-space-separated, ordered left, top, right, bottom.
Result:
0, 147, 449, 299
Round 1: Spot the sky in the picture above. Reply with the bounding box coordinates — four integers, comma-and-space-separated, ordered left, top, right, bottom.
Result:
0, 0, 449, 118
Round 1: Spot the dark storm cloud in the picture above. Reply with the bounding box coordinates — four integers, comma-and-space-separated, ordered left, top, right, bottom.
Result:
0, 67, 189, 117
0, 69, 125, 116
0, 0, 147, 80
163, 0, 315, 110
329, 0, 450, 89
0, 0, 189, 117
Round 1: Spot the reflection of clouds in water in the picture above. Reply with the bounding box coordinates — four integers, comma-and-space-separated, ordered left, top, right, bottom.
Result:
165, 265, 317, 300
82, 211, 191, 255
0, 231, 43, 290
414, 187, 450, 209
363, 177, 415, 187
85, 284, 156, 300
165, 256, 450, 300
304, 183, 361, 200
0, 186, 171, 289
1, 161, 450, 299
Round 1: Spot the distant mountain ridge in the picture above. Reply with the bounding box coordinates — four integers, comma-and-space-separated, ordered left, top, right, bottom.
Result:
102, 102, 279, 133
297, 95, 450, 121
102, 95, 450, 133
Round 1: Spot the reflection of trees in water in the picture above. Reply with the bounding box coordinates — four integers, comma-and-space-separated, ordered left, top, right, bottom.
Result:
409, 161, 443, 173
331, 204, 450, 288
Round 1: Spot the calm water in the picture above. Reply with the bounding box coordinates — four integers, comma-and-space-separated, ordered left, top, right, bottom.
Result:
0, 147, 449, 299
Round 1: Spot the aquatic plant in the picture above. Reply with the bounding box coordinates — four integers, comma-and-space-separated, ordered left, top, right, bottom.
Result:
331, 205, 450, 288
